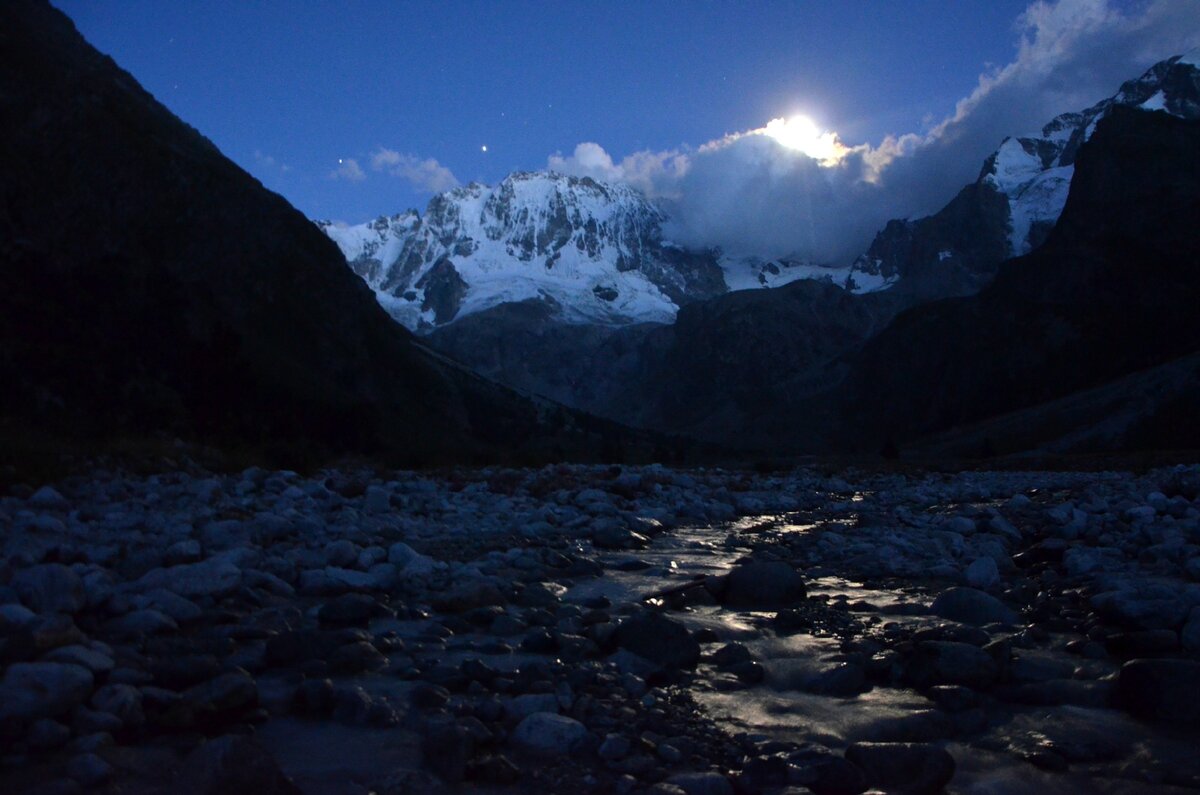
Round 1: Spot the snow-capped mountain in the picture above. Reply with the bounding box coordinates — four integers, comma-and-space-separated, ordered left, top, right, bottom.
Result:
318, 172, 837, 331
849, 51, 1200, 297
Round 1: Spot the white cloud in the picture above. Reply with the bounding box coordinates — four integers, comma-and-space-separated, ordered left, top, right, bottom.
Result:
370, 148, 459, 193
329, 158, 366, 182
253, 150, 291, 174
547, 142, 690, 198
551, 0, 1200, 263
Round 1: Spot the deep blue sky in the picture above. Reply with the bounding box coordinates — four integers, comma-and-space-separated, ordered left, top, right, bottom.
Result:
56, 1, 1094, 222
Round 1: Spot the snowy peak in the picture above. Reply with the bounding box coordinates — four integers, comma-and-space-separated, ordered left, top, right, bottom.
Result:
318, 171, 829, 331
982, 52, 1200, 256
848, 52, 1200, 299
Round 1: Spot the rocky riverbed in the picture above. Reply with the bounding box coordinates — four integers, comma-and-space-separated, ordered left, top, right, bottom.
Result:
2, 462, 1200, 794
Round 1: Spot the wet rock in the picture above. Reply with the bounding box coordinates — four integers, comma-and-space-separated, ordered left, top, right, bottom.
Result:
809, 662, 867, 696
737, 755, 790, 791
14, 564, 86, 615
174, 735, 302, 795
1007, 651, 1075, 683
1115, 659, 1200, 725
431, 581, 506, 613
723, 561, 807, 609
845, 742, 955, 795
851, 711, 954, 744
511, 712, 588, 755
1105, 629, 1180, 657
614, 613, 700, 670
795, 754, 866, 795
712, 643, 754, 669
963, 558, 999, 590
599, 733, 631, 761
906, 641, 998, 689
997, 679, 1112, 707
666, 771, 734, 795
929, 587, 1017, 626
0, 662, 94, 721
926, 685, 979, 713
1091, 583, 1193, 631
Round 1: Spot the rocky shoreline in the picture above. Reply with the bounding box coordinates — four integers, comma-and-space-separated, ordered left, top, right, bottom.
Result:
2, 463, 1199, 794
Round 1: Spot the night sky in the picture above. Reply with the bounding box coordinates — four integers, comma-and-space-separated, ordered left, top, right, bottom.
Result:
54, 0, 1200, 260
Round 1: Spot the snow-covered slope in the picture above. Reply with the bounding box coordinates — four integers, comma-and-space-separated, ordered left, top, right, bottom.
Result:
985, 50, 1200, 257
848, 51, 1200, 296
318, 172, 829, 331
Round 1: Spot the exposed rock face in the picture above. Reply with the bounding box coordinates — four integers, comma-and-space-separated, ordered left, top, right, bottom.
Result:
0, 0, 664, 466
836, 108, 1200, 454
318, 173, 729, 330
848, 52, 1200, 300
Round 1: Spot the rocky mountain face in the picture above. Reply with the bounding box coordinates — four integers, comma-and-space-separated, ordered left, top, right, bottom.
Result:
834, 107, 1200, 455
596, 104, 1200, 454
319, 174, 725, 330
0, 1, 672, 467
849, 51, 1200, 301
318, 173, 855, 332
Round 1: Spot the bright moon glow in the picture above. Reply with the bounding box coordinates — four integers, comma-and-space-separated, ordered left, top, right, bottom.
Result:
762, 115, 845, 164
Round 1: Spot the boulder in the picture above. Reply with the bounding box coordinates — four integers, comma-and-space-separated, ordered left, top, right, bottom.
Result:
511, 712, 588, 756
174, 735, 301, 795
136, 558, 241, 598
722, 561, 807, 609
845, 742, 956, 795
930, 587, 1017, 626
14, 564, 86, 614
963, 558, 999, 590
614, 613, 700, 670
906, 641, 999, 689
1115, 659, 1200, 725
0, 662, 94, 721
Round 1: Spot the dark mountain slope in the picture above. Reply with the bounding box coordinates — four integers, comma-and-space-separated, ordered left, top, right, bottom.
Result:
836, 107, 1200, 453
0, 1, 651, 466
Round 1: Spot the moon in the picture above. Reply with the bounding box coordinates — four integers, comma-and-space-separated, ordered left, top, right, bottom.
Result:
762, 115, 843, 163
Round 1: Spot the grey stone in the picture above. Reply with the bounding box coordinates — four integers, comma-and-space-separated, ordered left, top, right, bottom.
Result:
14, 564, 86, 614
964, 557, 999, 589
845, 742, 955, 795
174, 735, 301, 795
136, 557, 241, 598
0, 662, 94, 721
67, 753, 113, 788
723, 561, 807, 609
665, 771, 734, 795
1115, 659, 1200, 725
511, 712, 587, 755
614, 613, 700, 670
906, 641, 999, 689
930, 587, 1017, 626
